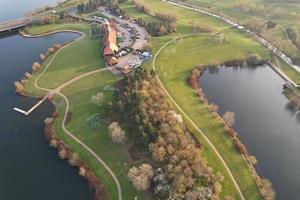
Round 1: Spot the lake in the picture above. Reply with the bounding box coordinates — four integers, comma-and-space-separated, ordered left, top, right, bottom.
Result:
199, 65, 300, 200
0, 0, 58, 22
0, 33, 94, 200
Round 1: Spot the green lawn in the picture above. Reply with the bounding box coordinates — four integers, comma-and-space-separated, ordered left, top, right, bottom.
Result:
56, 71, 147, 200
24, 23, 148, 199
25, 23, 105, 91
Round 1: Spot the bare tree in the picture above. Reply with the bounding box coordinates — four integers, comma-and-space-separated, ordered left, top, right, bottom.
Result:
128, 163, 154, 191
223, 111, 236, 127
108, 122, 126, 143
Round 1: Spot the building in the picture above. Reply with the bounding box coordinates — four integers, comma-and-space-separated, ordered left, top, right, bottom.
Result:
101, 21, 118, 65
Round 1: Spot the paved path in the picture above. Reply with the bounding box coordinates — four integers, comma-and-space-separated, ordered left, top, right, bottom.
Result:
29, 30, 122, 200
152, 34, 246, 200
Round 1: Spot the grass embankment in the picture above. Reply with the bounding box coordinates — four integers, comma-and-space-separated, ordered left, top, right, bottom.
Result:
271, 55, 300, 84
24, 23, 147, 199
120, 0, 272, 199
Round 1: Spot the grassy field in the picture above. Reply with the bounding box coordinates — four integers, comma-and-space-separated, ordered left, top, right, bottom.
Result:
24, 23, 148, 199
25, 23, 105, 91
56, 71, 147, 200
183, 0, 300, 65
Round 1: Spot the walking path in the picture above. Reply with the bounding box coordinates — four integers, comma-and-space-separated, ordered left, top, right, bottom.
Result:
152, 34, 246, 200
25, 30, 122, 200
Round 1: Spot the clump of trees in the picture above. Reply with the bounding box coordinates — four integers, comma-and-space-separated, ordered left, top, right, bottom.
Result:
33, 15, 59, 25
131, 0, 177, 36
108, 122, 126, 143
246, 53, 262, 65
128, 163, 154, 191
77, 0, 117, 13
283, 88, 300, 110
111, 69, 222, 198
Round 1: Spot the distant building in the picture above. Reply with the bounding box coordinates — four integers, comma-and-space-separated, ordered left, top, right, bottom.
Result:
101, 21, 119, 65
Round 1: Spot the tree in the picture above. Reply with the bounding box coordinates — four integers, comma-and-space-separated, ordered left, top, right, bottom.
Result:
149, 143, 166, 161
32, 62, 41, 73
234, 139, 248, 155
14, 81, 25, 95
108, 122, 126, 143
128, 163, 154, 191
223, 111, 235, 127
261, 178, 276, 200
248, 155, 258, 165
246, 53, 262, 65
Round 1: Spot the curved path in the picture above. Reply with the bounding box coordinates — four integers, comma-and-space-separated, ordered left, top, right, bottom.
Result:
29, 30, 122, 200
152, 34, 246, 200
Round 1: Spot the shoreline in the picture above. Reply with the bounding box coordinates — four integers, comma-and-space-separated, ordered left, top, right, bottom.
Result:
15, 29, 116, 200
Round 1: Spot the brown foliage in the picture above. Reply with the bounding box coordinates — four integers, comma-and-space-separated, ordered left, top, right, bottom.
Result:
234, 139, 248, 155
14, 81, 25, 95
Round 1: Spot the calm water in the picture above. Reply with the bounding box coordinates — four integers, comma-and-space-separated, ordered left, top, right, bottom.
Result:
0, 33, 94, 200
199, 66, 300, 200
0, 0, 58, 22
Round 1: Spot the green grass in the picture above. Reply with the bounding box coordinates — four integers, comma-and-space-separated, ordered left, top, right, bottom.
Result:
56, 71, 147, 200
119, 1, 160, 23
25, 23, 105, 91
149, 34, 268, 200
24, 23, 148, 199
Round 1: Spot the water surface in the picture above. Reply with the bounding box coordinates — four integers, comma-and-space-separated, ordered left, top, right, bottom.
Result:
199, 66, 300, 200
0, 33, 94, 200
0, 0, 58, 22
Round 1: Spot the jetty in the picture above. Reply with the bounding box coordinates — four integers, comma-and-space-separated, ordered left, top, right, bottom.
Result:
14, 94, 50, 116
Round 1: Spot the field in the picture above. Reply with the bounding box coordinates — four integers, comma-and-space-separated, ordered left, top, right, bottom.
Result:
25, 23, 105, 92
183, 0, 300, 65
24, 23, 148, 199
